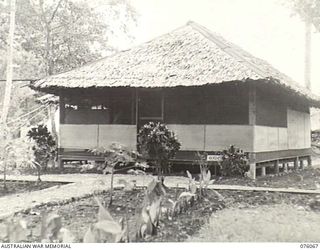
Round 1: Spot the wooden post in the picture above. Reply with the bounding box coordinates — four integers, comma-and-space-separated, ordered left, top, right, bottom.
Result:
283, 163, 288, 173
274, 160, 280, 174
249, 163, 256, 179
307, 156, 312, 167
248, 152, 256, 180
294, 157, 299, 170
58, 156, 64, 169
161, 88, 165, 121
135, 89, 139, 129
261, 166, 266, 177
248, 84, 256, 180
248, 84, 256, 126
299, 159, 304, 169
131, 89, 135, 125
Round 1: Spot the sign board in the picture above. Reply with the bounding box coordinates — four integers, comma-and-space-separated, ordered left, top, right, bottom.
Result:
206, 155, 223, 162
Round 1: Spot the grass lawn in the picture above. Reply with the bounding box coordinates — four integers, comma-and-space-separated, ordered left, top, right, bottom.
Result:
189, 204, 320, 242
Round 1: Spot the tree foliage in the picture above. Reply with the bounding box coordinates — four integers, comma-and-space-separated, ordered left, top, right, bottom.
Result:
0, 0, 137, 143
137, 122, 181, 177
0, 124, 43, 186
288, 0, 320, 31
27, 124, 57, 176
91, 143, 147, 206
219, 145, 249, 177
0, 0, 137, 77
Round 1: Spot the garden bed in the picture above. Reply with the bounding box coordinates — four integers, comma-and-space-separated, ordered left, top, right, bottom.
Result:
0, 180, 69, 198
1, 184, 319, 243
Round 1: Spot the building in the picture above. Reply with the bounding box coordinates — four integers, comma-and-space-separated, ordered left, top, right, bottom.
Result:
32, 21, 320, 178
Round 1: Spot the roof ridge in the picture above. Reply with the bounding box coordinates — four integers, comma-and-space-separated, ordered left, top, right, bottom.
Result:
187, 21, 307, 91
32, 21, 320, 106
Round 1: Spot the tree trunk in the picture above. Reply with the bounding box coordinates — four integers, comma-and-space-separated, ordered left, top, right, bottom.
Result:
37, 167, 41, 182
45, 25, 54, 76
305, 20, 311, 90
109, 169, 114, 206
1, 0, 16, 124
3, 162, 7, 191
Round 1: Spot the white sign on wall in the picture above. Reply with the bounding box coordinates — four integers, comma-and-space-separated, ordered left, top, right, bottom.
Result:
206, 155, 223, 162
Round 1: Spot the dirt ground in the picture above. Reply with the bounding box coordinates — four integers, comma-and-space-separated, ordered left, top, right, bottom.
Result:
1, 168, 320, 242
189, 204, 320, 242
213, 167, 320, 190
1, 185, 319, 242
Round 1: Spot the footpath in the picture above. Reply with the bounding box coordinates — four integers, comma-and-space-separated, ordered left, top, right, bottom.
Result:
1, 173, 320, 219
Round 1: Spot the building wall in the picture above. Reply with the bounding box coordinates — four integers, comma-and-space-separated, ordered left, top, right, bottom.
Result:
164, 85, 249, 125
254, 126, 288, 152
255, 89, 287, 127
287, 109, 311, 149
58, 85, 311, 157
168, 107, 310, 153
59, 124, 137, 150
253, 108, 310, 152
167, 124, 254, 152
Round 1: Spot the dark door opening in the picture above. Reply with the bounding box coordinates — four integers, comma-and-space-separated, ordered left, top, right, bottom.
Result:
137, 89, 164, 130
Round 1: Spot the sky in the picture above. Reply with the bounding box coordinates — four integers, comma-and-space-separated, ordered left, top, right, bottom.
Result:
110, 0, 320, 95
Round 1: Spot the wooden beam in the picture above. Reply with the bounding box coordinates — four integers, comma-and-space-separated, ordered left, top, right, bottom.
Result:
0, 79, 36, 82
255, 148, 311, 163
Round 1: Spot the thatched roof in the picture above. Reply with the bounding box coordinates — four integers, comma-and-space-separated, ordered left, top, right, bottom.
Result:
32, 21, 320, 107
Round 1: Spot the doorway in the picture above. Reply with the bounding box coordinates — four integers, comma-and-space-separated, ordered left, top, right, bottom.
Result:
137, 89, 164, 130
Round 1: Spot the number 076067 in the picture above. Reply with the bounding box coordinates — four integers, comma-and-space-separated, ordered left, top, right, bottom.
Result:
300, 244, 319, 248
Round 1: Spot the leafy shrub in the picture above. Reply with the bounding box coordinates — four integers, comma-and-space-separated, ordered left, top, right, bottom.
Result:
27, 124, 57, 172
1, 127, 40, 185
137, 178, 166, 239
219, 145, 249, 177
4, 212, 75, 243
194, 152, 215, 197
9, 138, 43, 181
137, 122, 181, 177
311, 130, 320, 146
83, 197, 127, 243
91, 143, 148, 205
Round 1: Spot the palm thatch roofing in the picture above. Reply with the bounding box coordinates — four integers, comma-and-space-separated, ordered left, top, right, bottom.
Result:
32, 21, 320, 107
